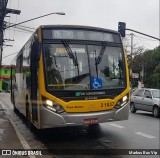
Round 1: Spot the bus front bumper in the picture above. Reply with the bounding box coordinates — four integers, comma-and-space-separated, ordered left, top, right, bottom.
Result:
40, 101, 129, 129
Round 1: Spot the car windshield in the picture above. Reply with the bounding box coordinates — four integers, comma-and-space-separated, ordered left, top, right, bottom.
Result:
152, 90, 160, 98
44, 41, 126, 91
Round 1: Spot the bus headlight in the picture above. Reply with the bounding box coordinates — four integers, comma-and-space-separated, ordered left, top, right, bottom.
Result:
122, 95, 127, 102
115, 95, 128, 109
45, 99, 65, 113
46, 100, 53, 106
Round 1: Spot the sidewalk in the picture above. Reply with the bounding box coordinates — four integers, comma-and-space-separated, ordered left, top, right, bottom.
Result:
0, 94, 47, 158
0, 98, 23, 151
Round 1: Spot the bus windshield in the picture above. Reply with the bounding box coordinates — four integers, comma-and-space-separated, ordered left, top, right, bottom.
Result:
44, 41, 126, 91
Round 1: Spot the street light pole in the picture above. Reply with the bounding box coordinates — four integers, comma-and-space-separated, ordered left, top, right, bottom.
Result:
5, 12, 65, 29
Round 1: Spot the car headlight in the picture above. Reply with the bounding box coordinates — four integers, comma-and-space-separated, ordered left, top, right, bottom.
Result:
114, 94, 129, 109
44, 99, 65, 113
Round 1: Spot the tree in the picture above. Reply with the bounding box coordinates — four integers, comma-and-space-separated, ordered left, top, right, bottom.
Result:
122, 36, 145, 87
143, 46, 160, 88
123, 36, 160, 89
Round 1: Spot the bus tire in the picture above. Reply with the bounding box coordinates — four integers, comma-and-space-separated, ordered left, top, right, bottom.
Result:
88, 123, 99, 127
87, 123, 101, 136
26, 97, 33, 129
13, 93, 18, 113
88, 123, 100, 131
130, 102, 136, 113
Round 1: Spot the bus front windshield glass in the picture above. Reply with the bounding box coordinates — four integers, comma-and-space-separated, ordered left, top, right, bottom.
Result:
44, 42, 126, 91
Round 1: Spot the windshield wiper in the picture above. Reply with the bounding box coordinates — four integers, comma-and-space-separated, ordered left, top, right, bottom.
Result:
62, 40, 78, 67
62, 40, 79, 76
95, 42, 107, 65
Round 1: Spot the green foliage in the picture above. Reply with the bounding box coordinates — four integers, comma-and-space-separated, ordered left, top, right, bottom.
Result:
130, 46, 160, 89
131, 54, 144, 73
144, 47, 160, 89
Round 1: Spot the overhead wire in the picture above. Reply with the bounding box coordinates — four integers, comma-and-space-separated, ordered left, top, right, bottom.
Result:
134, 35, 155, 49
5, 22, 35, 34
6, 22, 35, 30
134, 34, 158, 42
3, 31, 19, 52
125, 33, 157, 50
10, 27, 34, 33
2, 52, 18, 59
4, 0, 33, 56
9, 28, 33, 33
3, 0, 21, 54
3, 0, 35, 65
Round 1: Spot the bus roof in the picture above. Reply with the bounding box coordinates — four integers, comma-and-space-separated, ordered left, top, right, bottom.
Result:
40, 25, 119, 34
11, 25, 120, 64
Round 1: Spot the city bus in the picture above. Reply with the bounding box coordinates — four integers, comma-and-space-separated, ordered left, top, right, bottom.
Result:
10, 25, 130, 129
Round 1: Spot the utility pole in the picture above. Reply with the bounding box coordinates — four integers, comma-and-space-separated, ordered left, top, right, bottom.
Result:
0, 0, 8, 85
0, 0, 20, 88
141, 64, 144, 85
130, 33, 134, 59
0, 1, 20, 66
130, 33, 134, 88
0, 0, 8, 67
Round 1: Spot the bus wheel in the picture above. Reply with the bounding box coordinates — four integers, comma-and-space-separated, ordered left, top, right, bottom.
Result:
87, 124, 101, 137
13, 94, 18, 113
26, 98, 33, 129
88, 123, 99, 128
88, 123, 100, 131
130, 103, 136, 113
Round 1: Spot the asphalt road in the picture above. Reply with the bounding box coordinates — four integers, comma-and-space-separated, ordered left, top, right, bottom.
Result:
0, 93, 159, 158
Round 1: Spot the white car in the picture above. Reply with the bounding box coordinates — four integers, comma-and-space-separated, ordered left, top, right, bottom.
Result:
130, 88, 160, 117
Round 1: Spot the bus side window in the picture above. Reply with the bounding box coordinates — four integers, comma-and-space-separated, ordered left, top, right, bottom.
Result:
23, 45, 31, 89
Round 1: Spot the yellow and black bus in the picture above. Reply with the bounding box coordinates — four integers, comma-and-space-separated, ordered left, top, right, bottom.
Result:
11, 25, 130, 129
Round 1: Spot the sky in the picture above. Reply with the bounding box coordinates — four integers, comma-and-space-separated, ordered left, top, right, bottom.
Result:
2, 0, 159, 65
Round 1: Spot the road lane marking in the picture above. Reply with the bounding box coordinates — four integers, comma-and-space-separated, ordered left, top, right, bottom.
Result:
135, 132, 156, 138
108, 123, 125, 128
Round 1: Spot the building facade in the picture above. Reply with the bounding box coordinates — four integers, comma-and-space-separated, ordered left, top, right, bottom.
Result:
0, 65, 14, 92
